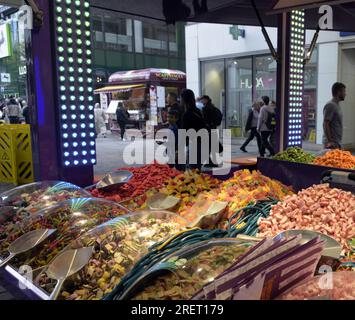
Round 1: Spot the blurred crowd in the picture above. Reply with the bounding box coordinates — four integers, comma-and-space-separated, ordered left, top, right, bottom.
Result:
0, 96, 30, 124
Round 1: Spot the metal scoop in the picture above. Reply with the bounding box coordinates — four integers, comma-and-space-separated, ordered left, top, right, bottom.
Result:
47, 246, 94, 300
186, 200, 228, 228
147, 192, 181, 211
86, 170, 133, 192
0, 229, 56, 268
274, 229, 342, 259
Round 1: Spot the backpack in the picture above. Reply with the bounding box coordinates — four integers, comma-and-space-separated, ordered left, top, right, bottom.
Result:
213, 107, 223, 127
266, 111, 276, 131
245, 109, 253, 132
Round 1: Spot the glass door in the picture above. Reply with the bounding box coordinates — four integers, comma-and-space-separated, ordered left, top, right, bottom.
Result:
226, 57, 252, 138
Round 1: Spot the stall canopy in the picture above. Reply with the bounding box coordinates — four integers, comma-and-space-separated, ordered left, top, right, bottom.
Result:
94, 84, 145, 94
91, 0, 355, 32
108, 68, 186, 85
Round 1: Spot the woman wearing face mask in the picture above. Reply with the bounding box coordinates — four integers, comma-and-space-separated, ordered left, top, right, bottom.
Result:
196, 97, 204, 110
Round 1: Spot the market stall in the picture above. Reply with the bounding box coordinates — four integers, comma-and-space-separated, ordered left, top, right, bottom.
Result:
94, 68, 186, 135
257, 148, 355, 191
0, 165, 353, 300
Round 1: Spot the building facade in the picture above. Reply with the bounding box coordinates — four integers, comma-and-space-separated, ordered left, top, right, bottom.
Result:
0, 5, 186, 99
186, 23, 355, 148
91, 7, 186, 85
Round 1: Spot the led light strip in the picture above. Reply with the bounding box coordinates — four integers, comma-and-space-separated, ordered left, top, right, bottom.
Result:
54, 0, 96, 167
288, 10, 305, 147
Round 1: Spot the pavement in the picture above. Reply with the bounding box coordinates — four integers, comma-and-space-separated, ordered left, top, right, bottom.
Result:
0, 131, 325, 193
93, 131, 323, 177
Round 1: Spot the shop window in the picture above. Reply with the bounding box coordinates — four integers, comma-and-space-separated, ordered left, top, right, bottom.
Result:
201, 59, 225, 113
143, 21, 168, 56
303, 47, 318, 141
254, 55, 277, 102
103, 13, 133, 52
226, 58, 252, 136
168, 24, 178, 57
92, 11, 104, 50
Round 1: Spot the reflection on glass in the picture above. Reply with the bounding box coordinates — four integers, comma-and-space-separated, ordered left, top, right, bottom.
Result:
201, 59, 225, 113
226, 58, 252, 137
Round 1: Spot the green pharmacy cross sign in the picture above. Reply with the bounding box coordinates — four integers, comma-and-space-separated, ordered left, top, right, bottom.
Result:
229, 25, 245, 40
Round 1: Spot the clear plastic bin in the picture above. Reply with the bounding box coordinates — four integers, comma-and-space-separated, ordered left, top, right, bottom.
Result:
37, 210, 187, 300
0, 198, 128, 270
122, 239, 252, 300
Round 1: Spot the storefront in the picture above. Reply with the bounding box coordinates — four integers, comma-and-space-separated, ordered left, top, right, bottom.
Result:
187, 24, 355, 147
0, 6, 28, 100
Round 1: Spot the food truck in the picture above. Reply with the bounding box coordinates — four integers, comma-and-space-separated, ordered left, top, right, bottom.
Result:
94, 68, 186, 134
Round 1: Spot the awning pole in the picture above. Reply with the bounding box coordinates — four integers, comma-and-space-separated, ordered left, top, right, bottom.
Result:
250, 0, 279, 61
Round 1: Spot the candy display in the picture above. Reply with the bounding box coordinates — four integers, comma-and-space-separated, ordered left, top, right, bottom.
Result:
37, 211, 187, 300
313, 149, 355, 169
0, 198, 128, 269
278, 271, 355, 300
90, 164, 181, 203
124, 240, 251, 300
258, 184, 355, 252
215, 170, 293, 221
0, 181, 90, 214
124, 170, 222, 214
273, 147, 316, 164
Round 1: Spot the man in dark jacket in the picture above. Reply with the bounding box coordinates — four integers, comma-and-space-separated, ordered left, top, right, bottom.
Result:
116, 103, 130, 141
167, 92, 184, 128
201, 95, 223, 167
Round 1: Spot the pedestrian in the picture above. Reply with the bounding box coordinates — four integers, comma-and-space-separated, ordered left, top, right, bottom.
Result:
94, 103, 107, 138
22, 102, 30, 124
240, 100, 262, 154
167, 109, 185, 171
269, 100, 277, 151
3, 97, 22, 124
116, 102, 130, 141
181, 89, 207, 171
166, 92, 184, 128
323, 82, 346, 149
196, 97, 204, 110
257, 96, 276, 157
201, 95, 223, 167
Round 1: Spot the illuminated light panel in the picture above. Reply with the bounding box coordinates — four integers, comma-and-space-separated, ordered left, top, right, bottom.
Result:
54, 0, 96, 167
287, 10, 305, 148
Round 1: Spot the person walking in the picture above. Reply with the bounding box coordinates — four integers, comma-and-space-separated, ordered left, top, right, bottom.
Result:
240, 100, 262, 154
181, 89, 207, 171
94, 103, 107, 138
323, 82, 346, 149
201, 95, 223, 167
22, 102, 30, 124
257, 96, 276, 157
166, 92, 184, 128
116, 102, 130, 141
268, 100, 277, 151
3, 97, 22, 124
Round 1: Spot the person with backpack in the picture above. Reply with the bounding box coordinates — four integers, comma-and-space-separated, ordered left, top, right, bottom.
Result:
240, 100, 263, 154
182, 89, 208, 171
257, 96, 276, 157
201, 95, 223, 167
116, 102, 130, 141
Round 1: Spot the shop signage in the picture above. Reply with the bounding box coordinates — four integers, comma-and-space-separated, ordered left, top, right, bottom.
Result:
100, 93, 108, 110
154, 72, 185, 81
240, 77, 268, 89
229, 25, 245, 41
340, 32, 355, 37
1, 73, 11, 83
19, 65, 27, 76
0, 23, 12, 59
157, 86, 166, 108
